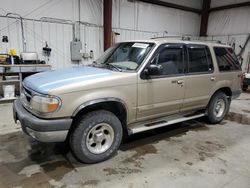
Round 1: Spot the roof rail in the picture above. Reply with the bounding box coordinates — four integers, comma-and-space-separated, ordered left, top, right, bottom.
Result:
151, 35, 223, 44
184, 38, 223, 44
150, 35, 182, 39
181, 35, 223, 44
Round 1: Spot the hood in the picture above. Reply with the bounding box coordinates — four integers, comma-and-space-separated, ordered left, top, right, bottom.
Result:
23, 66, 116, 94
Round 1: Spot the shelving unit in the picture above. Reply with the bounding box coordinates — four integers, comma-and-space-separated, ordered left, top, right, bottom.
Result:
0, 64, 51, 103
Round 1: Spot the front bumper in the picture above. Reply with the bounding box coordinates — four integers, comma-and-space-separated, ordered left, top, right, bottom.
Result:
13, 99, 72, 142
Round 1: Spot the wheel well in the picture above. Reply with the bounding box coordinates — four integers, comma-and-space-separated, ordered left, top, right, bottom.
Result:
208, 87, 232, 106
71, 101, 128, 136
205, 87, 232, 114
215, 87, 232, 97
209, 87, 232, 104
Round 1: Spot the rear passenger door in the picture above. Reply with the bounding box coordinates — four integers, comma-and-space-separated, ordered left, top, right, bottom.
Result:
182, 44, 215, 111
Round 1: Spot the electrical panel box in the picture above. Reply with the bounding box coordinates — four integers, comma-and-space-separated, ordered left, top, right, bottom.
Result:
70, 41, 82, 61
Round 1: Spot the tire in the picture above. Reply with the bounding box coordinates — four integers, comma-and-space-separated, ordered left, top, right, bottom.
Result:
242, 85, 248, 91
70, 110, 123, 163
206, 91, 230, 124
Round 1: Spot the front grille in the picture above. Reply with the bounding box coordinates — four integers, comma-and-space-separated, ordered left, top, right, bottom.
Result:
23, 86, 32, 102
21, 85, 33, 108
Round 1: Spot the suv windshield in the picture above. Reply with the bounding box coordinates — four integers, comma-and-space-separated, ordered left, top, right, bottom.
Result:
94, 42, 154, 71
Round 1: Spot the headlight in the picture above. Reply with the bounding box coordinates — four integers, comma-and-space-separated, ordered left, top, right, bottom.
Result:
30, 95, 61, 113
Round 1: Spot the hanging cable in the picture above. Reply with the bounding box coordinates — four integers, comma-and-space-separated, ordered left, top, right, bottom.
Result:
0, 0, 59, 32
6, 13, 26, 52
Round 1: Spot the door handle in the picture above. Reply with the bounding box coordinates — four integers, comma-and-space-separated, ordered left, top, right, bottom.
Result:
177, 80, 184, 84
210, 76, 216, 81
171, 80, 184, 85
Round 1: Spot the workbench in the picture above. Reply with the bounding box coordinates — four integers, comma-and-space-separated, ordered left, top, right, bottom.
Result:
0, 64, 51, 103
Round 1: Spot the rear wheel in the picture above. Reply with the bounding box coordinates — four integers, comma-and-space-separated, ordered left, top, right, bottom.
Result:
70, 110, 123, 163
206, 91, 230, 124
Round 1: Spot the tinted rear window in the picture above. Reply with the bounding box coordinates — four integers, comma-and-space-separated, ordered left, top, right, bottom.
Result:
214, 47, 241, 71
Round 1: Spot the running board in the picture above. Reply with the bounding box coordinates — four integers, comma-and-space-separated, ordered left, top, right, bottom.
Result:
129, 113, 205, 134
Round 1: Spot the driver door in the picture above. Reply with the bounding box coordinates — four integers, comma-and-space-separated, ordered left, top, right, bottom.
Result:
137, 44, 186, 121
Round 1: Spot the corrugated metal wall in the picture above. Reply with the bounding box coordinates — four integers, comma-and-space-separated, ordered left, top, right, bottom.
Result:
0, 15, 160, 68
112, 28, 158, 42
112, 0, 201, 37
210, 0, 250, 8
0, 17, 74, 69
207, 0, 250, 71
80, 25, 103, 65
0, 0, 201, 69
0, 0, 104, 68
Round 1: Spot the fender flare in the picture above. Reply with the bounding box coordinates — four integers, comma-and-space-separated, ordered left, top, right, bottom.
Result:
72, 97, 128, 119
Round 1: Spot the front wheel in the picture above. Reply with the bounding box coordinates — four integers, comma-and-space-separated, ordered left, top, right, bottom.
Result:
206, 92, 230, 124
70, 110, 123, 163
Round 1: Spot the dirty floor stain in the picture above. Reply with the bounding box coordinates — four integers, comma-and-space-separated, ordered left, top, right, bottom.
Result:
1, 105, 250, 187
225, 112, 250, 125
180, 140, 226, 162
103, 168, 119, 176
122, 144, 157, 168
186, 162, 193, 166
82, 179, 100, 186
0, 131, 75, 187
242, 109, 250, 114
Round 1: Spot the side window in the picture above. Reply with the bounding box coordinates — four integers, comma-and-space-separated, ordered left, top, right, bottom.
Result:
151, 45, 184, 76
187, 45, 212, 73
214, 47, 241, 71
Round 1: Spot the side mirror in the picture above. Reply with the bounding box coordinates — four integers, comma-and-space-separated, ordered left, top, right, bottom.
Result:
144, 64, 162, 77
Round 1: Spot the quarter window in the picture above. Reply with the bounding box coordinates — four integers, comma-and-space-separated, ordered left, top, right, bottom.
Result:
214, 47, 241, 71
187, 45, 213, 73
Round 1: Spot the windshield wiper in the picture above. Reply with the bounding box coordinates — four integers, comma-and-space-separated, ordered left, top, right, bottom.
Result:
106, 63, 122, 72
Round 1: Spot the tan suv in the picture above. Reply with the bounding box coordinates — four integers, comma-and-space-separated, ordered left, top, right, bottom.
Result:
13, 39, 242, 163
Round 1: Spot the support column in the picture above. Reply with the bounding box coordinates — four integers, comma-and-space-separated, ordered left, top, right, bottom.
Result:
104, 0, 112, 50
199, 0, 211, 36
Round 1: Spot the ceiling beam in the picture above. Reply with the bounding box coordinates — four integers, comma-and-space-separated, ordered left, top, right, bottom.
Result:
200, 0, 211, 36
136, 0, 201, 14
210, 2, 250, 12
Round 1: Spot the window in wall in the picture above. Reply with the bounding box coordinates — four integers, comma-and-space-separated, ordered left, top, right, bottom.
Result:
151, 44, 184, 76
187, 45, 212, 73
214, 47, 241, 71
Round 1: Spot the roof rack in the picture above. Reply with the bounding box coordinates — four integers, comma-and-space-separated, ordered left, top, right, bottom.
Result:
150, 35, 223, 44
150, 35, 182, 40
182, 35, 223, 44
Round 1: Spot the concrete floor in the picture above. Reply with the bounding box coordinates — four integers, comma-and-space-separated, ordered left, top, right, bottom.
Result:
0, 93, 250, 188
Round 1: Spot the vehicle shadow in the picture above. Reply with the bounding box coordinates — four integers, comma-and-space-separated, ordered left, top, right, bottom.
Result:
120, 117, 209, 151
0, 117, 210, 167
27, 117, 210, 164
